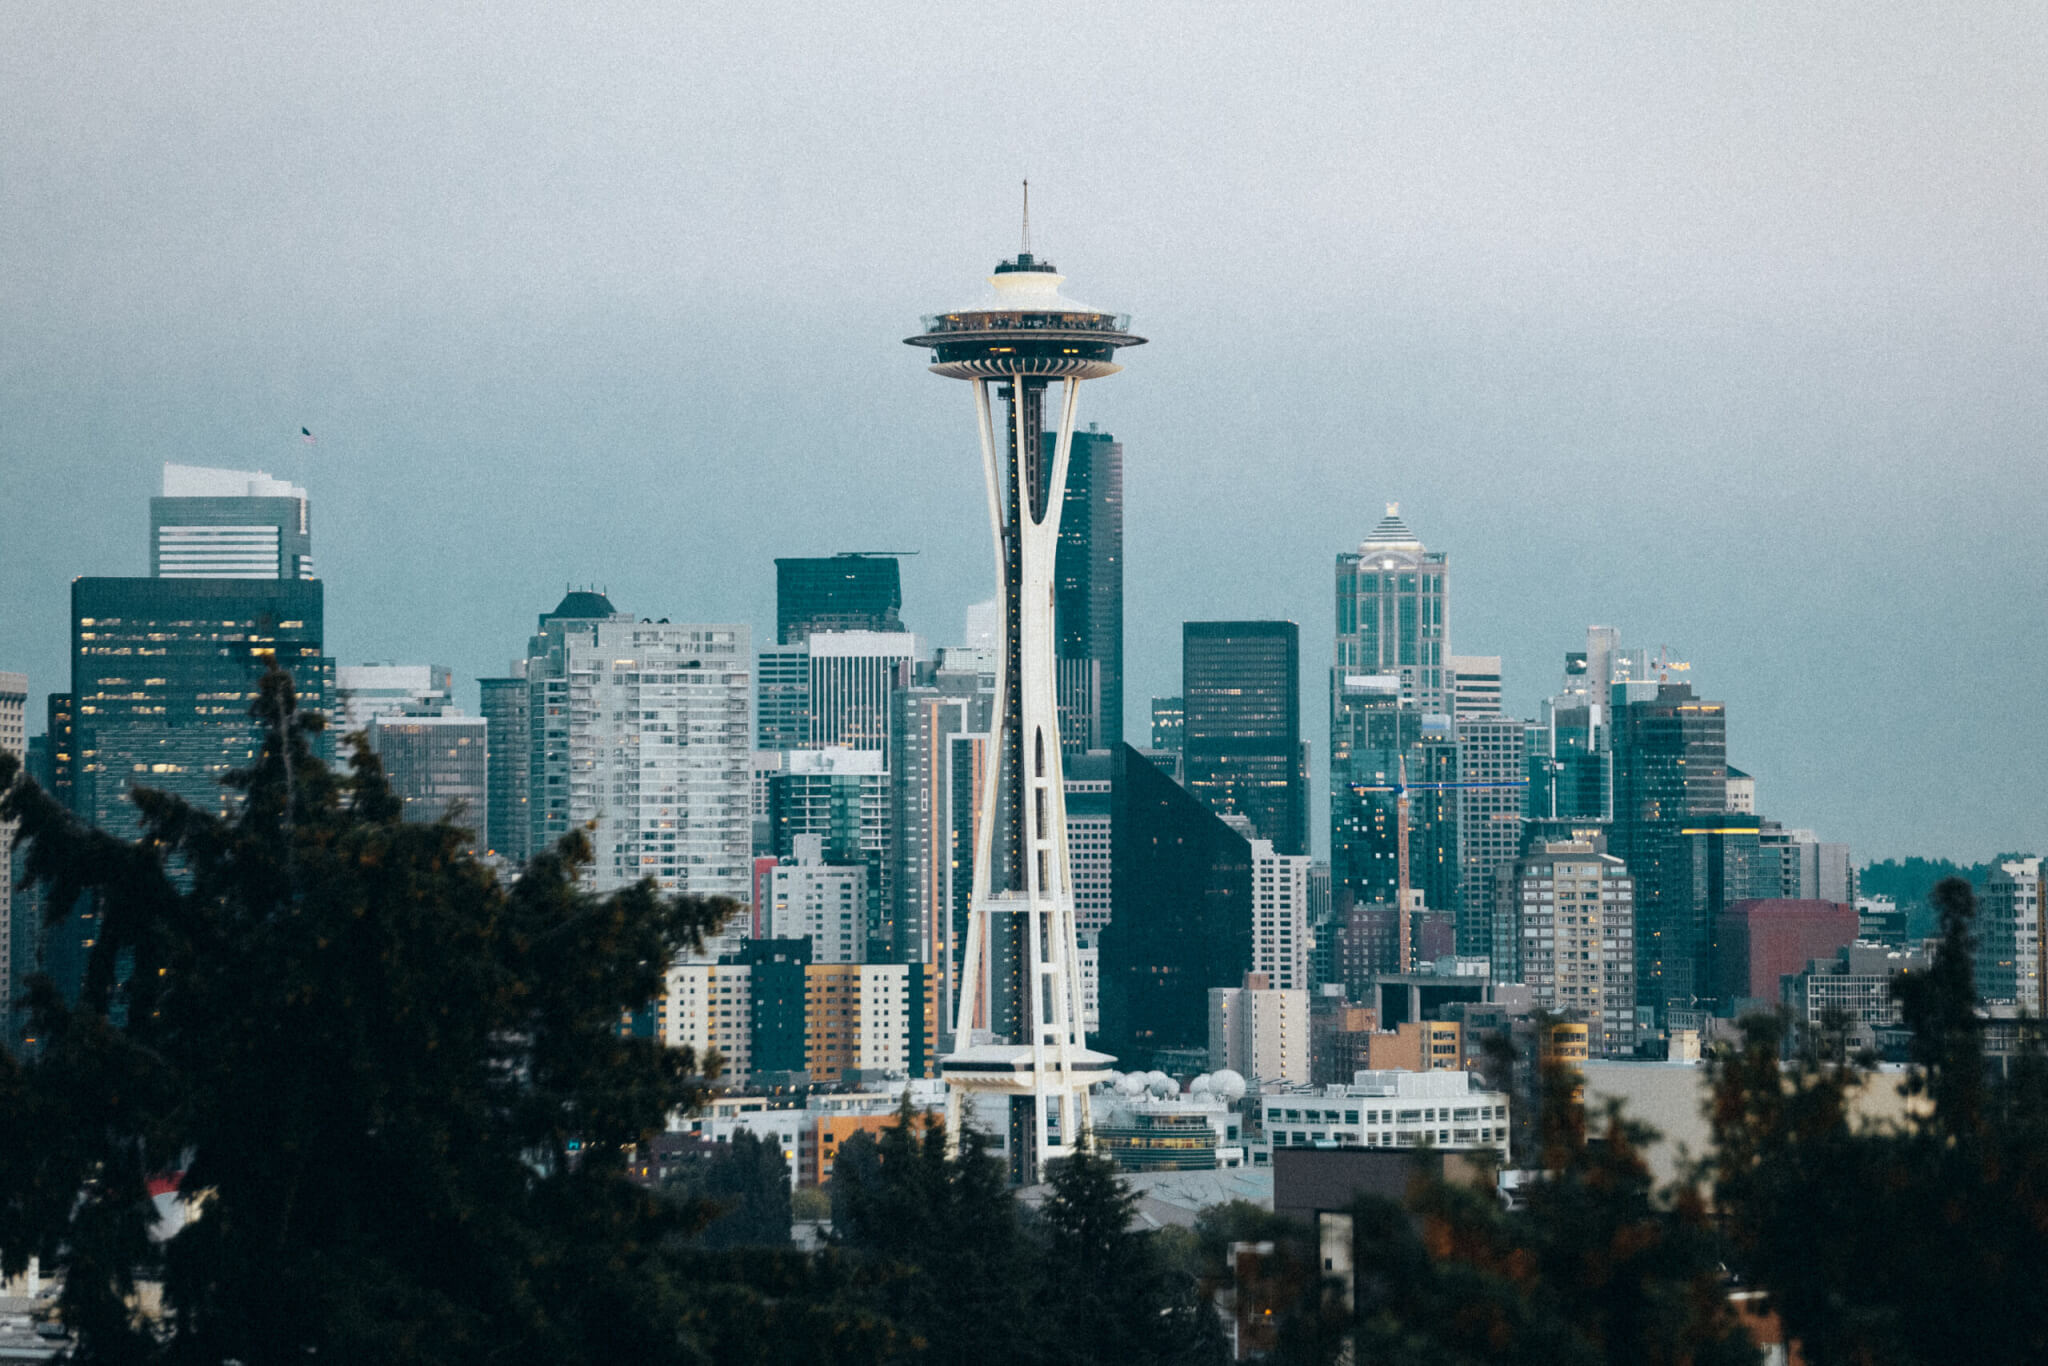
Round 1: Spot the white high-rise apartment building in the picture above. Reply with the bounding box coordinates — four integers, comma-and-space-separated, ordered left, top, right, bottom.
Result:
1250, 838, 1312, 990
1499, 840, 1636, 1057
1208, 974, 1311, 1085
533, 611, 752, 959
150, 463, 314, 579
770, 834, 868, 963
1982, 857, 2043, 1010
0, 671, 26, 1023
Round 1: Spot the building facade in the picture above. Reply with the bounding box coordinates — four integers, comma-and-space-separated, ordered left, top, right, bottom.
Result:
366, 713, 488, 848
1049, 425, 1123, 753
769, 834, 868, 964
1981, 857, 2044, 1010
1498, 840, 1637, 1057
1182, 620, 1306, 855
334, 663, 454, 732
775, 553, 905, 645
1249, 838, 1312, 991
519, 593, 751, 956
149, 462, 313, 580
1209, 975, 1311, 1085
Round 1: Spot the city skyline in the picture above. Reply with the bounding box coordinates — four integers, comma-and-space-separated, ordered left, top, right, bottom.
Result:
5, 8, 2046, 864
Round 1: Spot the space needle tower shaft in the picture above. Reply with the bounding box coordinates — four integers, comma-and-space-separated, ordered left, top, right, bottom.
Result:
906, 194, 1144, 1183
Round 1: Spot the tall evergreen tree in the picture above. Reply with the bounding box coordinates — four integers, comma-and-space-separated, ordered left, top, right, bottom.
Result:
0, 665, 738, 1363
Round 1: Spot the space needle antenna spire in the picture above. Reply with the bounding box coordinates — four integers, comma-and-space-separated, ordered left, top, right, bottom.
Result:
906, 216, 1145, 1184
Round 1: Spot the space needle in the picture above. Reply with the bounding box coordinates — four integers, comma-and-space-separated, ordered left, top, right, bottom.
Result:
906, 190, 1144, 1183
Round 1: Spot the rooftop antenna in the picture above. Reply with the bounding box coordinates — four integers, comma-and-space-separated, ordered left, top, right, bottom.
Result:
1021, 179, 1031, 256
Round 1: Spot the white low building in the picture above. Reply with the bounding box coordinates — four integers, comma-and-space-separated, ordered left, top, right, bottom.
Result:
1254, 1070, 1510, 1163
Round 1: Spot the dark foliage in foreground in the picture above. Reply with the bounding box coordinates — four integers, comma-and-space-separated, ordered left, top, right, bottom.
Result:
0, 666, 737, 1364
1709, 877, 2048, 1364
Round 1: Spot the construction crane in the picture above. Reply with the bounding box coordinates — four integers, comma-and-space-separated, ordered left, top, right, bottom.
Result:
1349, 756, 1529, 971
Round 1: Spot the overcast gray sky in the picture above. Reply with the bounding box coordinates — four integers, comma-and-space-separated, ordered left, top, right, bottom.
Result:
3, 5, 2043, 863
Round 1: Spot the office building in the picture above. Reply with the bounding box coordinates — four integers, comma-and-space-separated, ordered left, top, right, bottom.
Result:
1258, 1070, 1510, 1161
775, 554, 905, 645
71, 576, 333, 836
1331, 711, 1459, 928
477, 672, 529, 863
1497, 840, 1637, 1056
149, 462, 313, 580
1333, 505, 1449, 716
755, 643, 811, 751
1100, 744, 1252, 1066
1448, 656, 1502, 719
1150, 696, 1183, 754
1756, 824, 1854, 903
769, 834, 868, 964
1209, 973, 1311, 1085
1609, 682, 1729, 1025
517, 592, 751, 955
768, 747, 889, 949
1042, 748, 1113, 943
1453, 714, 1526, 957
1783, 943, 1932, 1049
0, 670, 24, 1024
1657, 817, 1762, 1021
1714, 899, 1858, 1012
334, 663, 454, 732
885, 650, 996, 964
805, 632, 914, 752
1725, 766, 1756, 814
1182, 620, 1306, 855
366, 713, 488, 848
1048, 424, 1123, 753
1981, 857, 2043, 1010
1249, 838, 1312, 990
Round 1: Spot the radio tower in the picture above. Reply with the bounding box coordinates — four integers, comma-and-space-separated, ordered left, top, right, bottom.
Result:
906, 190, 1144, 1182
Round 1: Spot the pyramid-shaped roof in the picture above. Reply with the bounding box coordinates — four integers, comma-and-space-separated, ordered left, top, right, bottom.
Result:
1361, 503, 1423, 551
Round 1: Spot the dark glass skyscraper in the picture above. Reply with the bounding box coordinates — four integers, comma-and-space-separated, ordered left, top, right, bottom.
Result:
477, 674, 529, 863
1181, 621, 1306, 855
1100, 744, 1252, 1065
1609, 682, 1731, 1025
774, 553, 905, 645
1045, 425, 1123, 752
71, 576, 332, 837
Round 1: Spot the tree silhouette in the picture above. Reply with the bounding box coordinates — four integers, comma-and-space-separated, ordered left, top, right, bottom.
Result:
0, 664, 737, 1363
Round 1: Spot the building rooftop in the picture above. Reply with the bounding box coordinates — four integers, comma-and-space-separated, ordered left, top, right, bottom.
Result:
1360, 503, 1423, 551
161, 462, 306, 500
541, 589, 618, 622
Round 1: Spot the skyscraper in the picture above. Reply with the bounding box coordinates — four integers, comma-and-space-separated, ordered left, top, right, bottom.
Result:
366, 713, 488, 851
0, 670, 26, 1026
805, 632, 916, 751
517, 591, 752, 956
1149, 696, 1183, 755
150, 463, 314, 580
71, 576, 333, 836
1100, 744, 1252, 1066
1610, 682, 1732, 1025
334, 663, 454, 732
1047, 424, 1123, 753
477, 672, 529, 863
1496, 840, 1637, 1056
885, 648, 996, 971
1333, 505, 1449, 717
906, 227, 1139, 1180
1453, 715, 1526, 957
1182, 621, 1307, 856
775, 553, 905, 645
